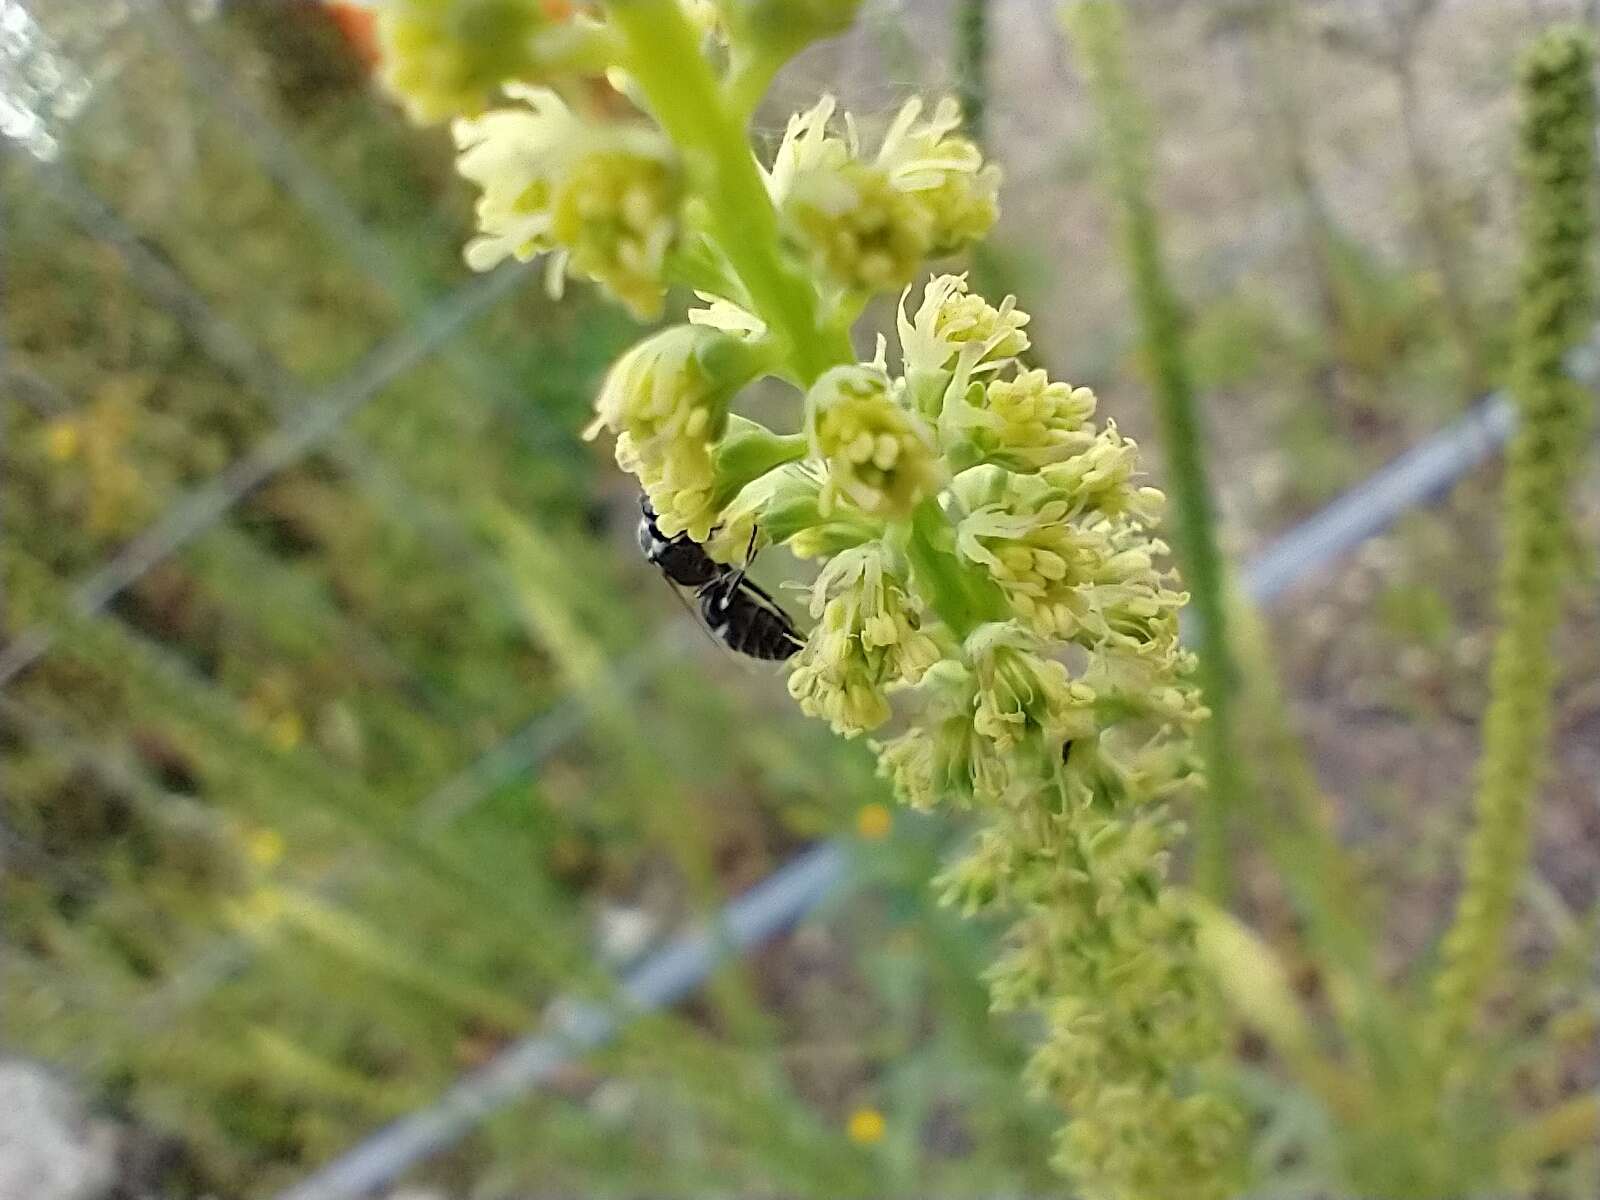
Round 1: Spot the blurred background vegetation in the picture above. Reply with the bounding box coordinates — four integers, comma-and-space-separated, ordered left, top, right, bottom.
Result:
1, 1, 1595, 1197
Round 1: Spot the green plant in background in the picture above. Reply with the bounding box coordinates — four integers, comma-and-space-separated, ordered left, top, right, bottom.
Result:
1429, 26, 1596, 1074
1, 2, 767, 1188
376, 1, 1244, 1196
13, 1, 1596, 1195
1064, 0, 1247, 904
1060, 11, 1600, 1198
955, 0, 987, 150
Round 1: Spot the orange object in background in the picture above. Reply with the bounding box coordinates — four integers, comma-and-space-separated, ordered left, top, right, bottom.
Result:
324, 3, 378, 67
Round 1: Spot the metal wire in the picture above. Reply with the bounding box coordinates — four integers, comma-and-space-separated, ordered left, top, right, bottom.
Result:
273, 841, 851, 1200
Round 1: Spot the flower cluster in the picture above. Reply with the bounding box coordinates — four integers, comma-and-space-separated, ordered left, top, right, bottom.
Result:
600, 275, 1242, 1199
590, 325, 767, 541
377, 8, 1242, 1195
806, 364, 945, 520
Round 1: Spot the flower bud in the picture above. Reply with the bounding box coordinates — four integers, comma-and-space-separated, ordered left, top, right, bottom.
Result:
725, 0, 865, 59
378, 0, 551, 125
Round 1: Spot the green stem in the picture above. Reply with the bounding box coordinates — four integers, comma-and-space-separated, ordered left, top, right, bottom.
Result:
605, 0, 853, 385
1066, 0, 1245, 903
1430, 26, 1597, 1062
900, 496, 1008, 640
955, 0, 988, 146
1503, 1093, 1600, 1169
724, 44, 788, 123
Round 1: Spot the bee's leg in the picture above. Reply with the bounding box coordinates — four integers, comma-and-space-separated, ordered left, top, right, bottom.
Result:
725, 526, 761, 591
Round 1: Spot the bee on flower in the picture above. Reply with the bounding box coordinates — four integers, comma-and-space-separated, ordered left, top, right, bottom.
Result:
384, 3, 1248, 1192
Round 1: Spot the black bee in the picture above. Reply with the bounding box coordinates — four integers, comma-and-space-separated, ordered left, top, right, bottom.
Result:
638, 495, 805, 662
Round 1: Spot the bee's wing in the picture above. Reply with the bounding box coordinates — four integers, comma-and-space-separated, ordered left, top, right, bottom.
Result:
729, 574, 790, 618
658, 576, 731, 655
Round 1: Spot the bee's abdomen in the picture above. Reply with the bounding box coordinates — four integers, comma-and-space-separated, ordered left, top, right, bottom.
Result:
720, 599, 804, 661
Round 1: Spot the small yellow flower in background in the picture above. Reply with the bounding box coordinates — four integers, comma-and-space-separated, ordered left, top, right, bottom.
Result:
846, 1105, 886, 1145
246, 828, 286, 869
268, 711, 304, 752
227, 886, 287, 935
44, 421, 81, 462
854, 802, 892, 841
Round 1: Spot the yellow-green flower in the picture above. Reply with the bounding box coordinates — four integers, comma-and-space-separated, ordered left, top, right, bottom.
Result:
1038, 421, 1163, 522
807, 365, 944, 519
454, 86, 680, 317
875, 661, 1015, 810
809, 544, 943, 682
787, 543, 941, 736
549, 147, 681, 318
784, 161, 933, 295
965, 622, 1098, 753
950, 466, 1176, 654
874, 97, 1001, 256
767, 97, 1000, 296
897, 273, 1031, 381
940, 368, 1098, 471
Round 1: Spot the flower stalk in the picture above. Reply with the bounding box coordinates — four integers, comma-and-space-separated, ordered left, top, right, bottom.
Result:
607, 0, 853, 385
374, 5, 1243, 1195
1429, 25, 1597, 1064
